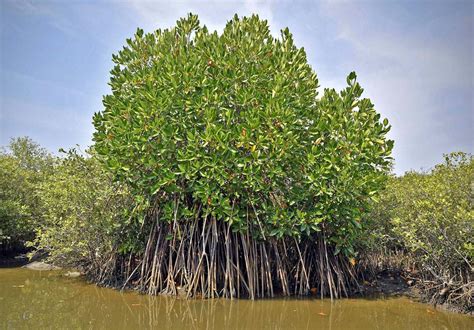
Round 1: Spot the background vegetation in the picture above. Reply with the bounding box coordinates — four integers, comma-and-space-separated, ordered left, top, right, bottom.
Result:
363, 152, 473, 311
0, 137, 53, 253
30, 149, 135, 274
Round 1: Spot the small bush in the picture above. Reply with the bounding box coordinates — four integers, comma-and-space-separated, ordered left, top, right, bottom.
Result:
0, 137, 53, 253
366, 152, 473, 311
30, 149, 134, 270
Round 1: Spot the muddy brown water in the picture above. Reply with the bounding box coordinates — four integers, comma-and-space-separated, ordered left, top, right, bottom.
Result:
1, 267, 472, 329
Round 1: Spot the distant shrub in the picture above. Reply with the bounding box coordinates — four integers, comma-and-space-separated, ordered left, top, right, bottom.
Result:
30, 149, 134, 270
0, 137, 53, 253
366, 152, 473, 310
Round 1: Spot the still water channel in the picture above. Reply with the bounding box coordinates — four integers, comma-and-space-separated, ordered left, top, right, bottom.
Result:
1, 267, 472, 329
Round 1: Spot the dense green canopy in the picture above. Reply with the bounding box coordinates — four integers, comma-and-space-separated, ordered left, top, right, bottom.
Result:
93, 14, 393, 256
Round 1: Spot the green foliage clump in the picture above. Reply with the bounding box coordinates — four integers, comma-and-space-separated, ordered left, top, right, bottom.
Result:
31, 149, 134, 267
377, 152, 473, 266
0, 137, 53, 252
0, 136, 134, 267
93, 14, 393, 256
366, 152, 473, 309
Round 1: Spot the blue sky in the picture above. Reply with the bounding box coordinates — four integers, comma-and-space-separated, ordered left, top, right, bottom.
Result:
1, 0, 472, 174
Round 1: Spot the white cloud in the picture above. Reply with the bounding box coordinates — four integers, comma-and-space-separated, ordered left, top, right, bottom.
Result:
319, 0, 473, 173
126, 0, 279, 35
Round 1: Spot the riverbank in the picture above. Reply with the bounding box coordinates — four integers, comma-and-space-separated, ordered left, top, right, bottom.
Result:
357, 269, 472, 315
0, 254, 28, 268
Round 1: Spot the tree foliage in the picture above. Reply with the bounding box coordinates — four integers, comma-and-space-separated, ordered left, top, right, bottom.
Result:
379, 152, 473, 264
30, 149, 134, 268
0, 137, 53, 252
366, 152, 473, 310
93, 14, 393, 256
0, 136, 134, 267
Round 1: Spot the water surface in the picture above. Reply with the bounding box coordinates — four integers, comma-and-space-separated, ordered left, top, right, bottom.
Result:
1, 267, 472, 329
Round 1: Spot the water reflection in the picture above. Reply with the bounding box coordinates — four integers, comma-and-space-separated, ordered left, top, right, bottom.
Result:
1, 268, 472, 329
